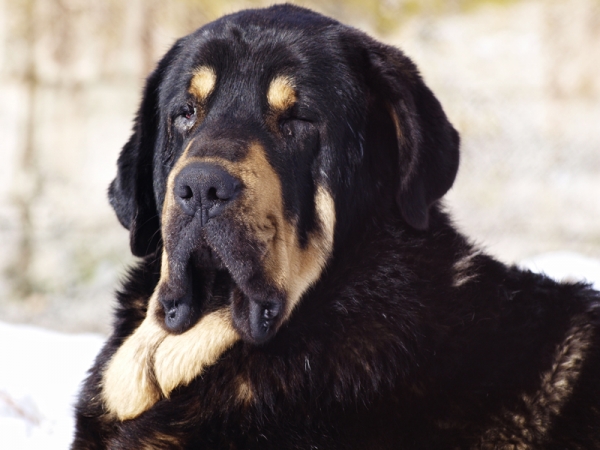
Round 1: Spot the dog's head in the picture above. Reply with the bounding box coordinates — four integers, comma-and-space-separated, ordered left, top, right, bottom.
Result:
108, 5, 459, 345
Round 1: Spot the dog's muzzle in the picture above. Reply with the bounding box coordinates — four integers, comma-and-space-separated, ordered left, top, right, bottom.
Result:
158, 162, 242, 333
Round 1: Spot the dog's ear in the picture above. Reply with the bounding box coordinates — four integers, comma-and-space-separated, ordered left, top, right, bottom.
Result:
350, 34, 460, 230
108, 39, 185, 256
108, 66, 164, 257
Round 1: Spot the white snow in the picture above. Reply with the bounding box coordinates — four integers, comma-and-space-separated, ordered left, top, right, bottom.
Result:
0, 252, 598, 448
0, 322, 105, 449
520, 251, 600, 290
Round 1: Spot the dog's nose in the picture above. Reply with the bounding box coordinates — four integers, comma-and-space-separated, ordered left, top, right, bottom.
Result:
174, 162, 241, 221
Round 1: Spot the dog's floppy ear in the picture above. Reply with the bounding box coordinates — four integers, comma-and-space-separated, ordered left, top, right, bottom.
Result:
108, 65, 164, 257
108, 39, 185, 256
353, 34, 460, 230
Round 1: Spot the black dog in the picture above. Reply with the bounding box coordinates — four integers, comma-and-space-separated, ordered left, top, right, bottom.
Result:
72, 5, 600, 449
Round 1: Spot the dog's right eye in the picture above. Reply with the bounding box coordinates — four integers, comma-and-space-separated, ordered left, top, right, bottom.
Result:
174, 104, 197, 132
280, 118, 314, 140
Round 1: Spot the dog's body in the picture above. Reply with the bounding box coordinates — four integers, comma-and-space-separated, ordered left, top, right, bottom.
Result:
73, 5, 600, 449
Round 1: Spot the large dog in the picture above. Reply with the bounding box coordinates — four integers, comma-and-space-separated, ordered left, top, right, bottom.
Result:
72, 5, 600, 449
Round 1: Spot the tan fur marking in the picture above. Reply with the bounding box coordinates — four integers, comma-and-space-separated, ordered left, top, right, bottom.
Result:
387, 105, 405, 145
235, 144, 335, 317
101, 292, 166, 421
283, 185, 335, 312
189, 66, 217, 101
267, 75, 296, 111
164, 139, 195, 208
452, 250, 482, 287
142, 432, 182, 449
480, 319, 593, 445
102, 301, 238, 420
523, 321, 593, 424
236, 377, 254, 405
160, 139, 196, 238
154, 308, 239, 397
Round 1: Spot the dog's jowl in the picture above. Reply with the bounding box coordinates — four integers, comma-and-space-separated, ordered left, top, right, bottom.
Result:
72, 5, 600, 449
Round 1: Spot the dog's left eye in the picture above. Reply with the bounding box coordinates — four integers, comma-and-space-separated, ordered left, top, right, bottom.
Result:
280, 118, 312, 138
174, 104, 198, 132
281, 120, 295, 137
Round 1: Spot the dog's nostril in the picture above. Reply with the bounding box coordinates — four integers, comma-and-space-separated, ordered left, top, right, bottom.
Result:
206, 187, 218, 201
262, 303, 280, 320
176, 184, 193, 200
168, 308, 177, 320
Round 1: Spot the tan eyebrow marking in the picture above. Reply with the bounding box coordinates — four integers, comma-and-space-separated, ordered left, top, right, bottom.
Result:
267, 75, 296, 111
189, 66, 217, 101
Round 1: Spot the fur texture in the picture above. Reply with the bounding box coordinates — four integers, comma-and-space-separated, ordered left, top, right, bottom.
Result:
73, 5, 600, 449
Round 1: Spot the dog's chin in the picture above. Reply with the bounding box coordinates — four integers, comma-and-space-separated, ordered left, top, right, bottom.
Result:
157, 247, 285, 344
157, 249, 233, 334
231, 286, 283, 345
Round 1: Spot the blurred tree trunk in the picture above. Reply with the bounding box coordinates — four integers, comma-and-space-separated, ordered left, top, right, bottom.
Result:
12, 0, 41, 298
141, 0, 158, 77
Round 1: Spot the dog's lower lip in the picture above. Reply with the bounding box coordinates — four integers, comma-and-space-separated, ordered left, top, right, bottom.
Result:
163, 299, 198, 332
159, 261, 235, 333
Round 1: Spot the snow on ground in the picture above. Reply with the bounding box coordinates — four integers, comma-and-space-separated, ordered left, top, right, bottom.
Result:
0, 252, 598, 449
0, 322, 105, 449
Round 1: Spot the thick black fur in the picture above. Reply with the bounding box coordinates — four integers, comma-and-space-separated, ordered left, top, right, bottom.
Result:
73, 5, 600, 449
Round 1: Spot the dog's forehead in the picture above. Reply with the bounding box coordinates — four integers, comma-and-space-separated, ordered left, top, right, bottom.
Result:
156, 8, 367, 147
168, 14, 348, 98
189, 36, 308, 80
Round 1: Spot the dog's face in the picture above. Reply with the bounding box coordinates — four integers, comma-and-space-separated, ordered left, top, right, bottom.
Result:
108, 5, 459, 345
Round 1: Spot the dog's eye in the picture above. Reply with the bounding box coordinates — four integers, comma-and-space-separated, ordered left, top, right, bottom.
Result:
174, 104, 197, 132
280, 118, 312, 138
281, 120, 295, 137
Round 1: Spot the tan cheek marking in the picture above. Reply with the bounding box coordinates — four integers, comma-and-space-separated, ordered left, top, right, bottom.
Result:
267, 75, 296, 111
280, 185, 335, 313
164, 139, 195, 211
235, 144, 336, 318
189, 66, 217, 101
235, 144, 284, 243
161, 139, 198, 252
